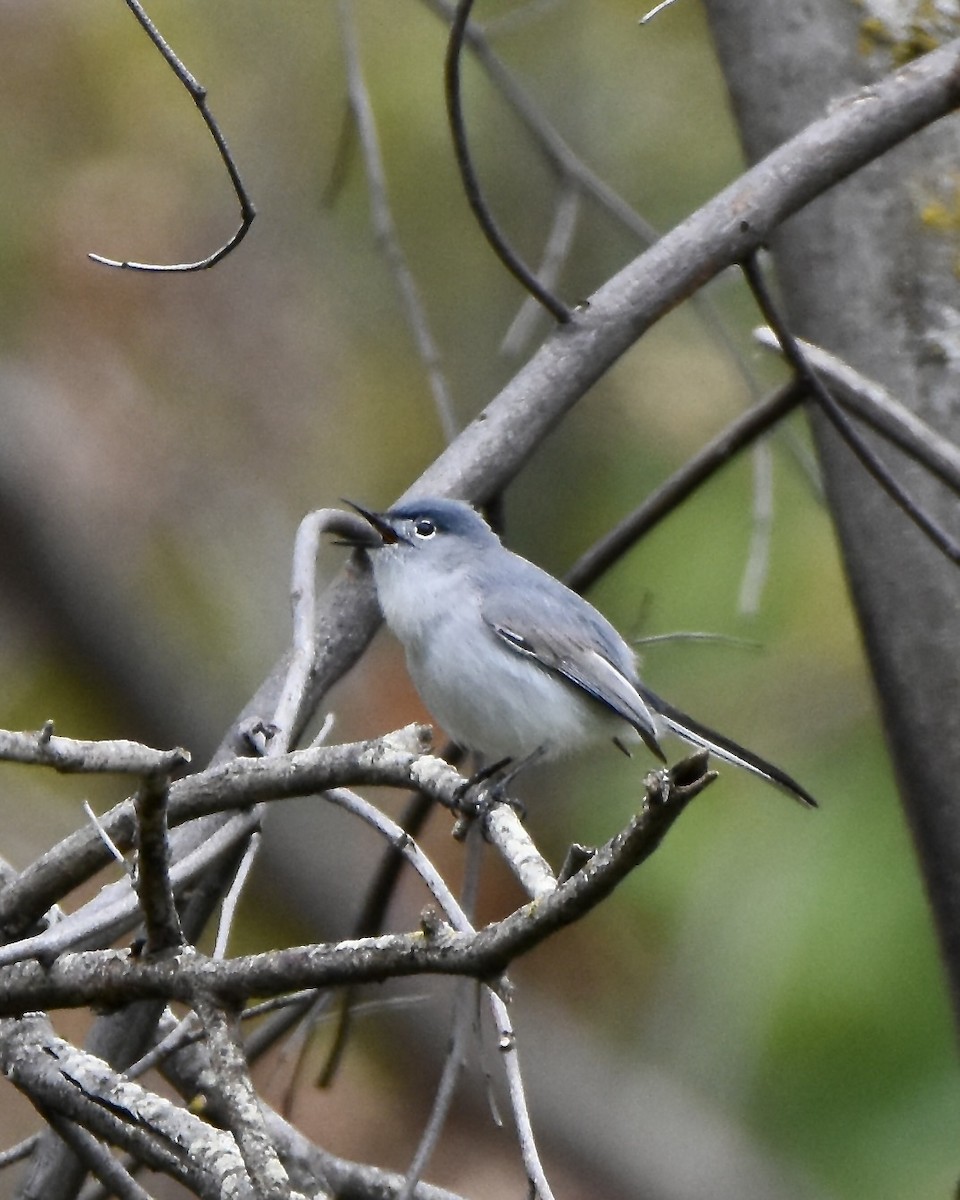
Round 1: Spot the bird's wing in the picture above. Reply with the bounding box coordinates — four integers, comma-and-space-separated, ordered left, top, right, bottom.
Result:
638, 684, 817, 808
480, 590, 665, 761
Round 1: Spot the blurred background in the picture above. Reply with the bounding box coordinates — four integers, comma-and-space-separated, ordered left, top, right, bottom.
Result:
0, 1, 954, 1197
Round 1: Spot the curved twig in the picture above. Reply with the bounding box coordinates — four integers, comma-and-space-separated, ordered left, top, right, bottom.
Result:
88, 0, 255, 273
445, 0, 572, 322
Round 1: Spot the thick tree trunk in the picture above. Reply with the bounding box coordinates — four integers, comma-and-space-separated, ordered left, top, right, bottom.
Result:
705, 1, 960, 1029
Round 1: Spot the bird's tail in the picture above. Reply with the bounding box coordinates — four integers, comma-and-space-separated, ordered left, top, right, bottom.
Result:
640, 686, 818, 809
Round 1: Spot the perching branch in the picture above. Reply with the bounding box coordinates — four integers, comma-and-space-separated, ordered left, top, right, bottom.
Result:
0, 758, 713, 1015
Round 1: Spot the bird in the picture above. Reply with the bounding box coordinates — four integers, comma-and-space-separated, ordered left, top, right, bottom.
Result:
340, 496, 816, 808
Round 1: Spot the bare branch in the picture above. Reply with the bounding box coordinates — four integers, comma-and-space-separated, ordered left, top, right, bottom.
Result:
0, 810, 259, 968
397, 981, 475, 1200
88, 0, 255, 272
485, 990, 554, 1200
213, 832, 261, 961
0, 725, 189, 776
0, 1133, 40, 1170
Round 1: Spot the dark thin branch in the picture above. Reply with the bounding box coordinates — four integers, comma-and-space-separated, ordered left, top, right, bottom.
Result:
88, 0, 255, 273
423, 0, 660, 247
566, 379, 808, 593
742, 254, 960, 565
444, 0, 572, 322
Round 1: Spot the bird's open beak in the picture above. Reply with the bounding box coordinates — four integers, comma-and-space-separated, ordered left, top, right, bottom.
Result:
339, 500, 406, 548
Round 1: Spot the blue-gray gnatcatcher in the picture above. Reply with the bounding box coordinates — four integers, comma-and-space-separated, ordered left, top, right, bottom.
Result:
343, 497, 816, 808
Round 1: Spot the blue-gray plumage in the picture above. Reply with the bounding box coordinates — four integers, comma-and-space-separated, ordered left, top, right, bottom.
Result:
342, 497, 816, 808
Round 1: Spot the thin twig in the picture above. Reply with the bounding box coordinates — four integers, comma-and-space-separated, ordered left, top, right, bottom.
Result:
399, 825, 485, 1200
742, 255, 960, 565
445, 0, 572, 322
0, 1132, 40, 1169
639, 0, 682, 25
83, 800, 134, 878
398, 981, 474, 1200
738, 438, 775, 615
212, 831, 261, 961
0, 809, 259, 968
88, 0, 255, 272
337, 1, 458, 442
125, 1008, 198, 1080
486, 990, 555, 1200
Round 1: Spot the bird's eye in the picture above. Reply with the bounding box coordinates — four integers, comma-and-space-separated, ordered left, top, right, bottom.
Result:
413, 518, 437, 539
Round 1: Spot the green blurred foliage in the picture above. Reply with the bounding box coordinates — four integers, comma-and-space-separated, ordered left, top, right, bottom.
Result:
0, 2, 953, 1198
